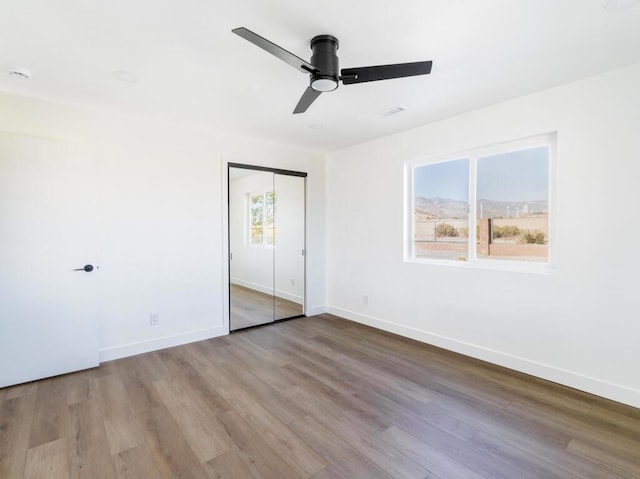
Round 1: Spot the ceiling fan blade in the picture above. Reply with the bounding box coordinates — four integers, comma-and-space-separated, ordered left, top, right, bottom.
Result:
232, 27, 317, 74
341, 61, 432, 85
293, 87, 322, 114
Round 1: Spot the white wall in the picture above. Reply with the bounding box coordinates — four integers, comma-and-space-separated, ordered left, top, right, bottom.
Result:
0, 92, 325, 361
229, 171, 275, 294
273, 174, 306, 304
229, 171, 305, 304
326, 62, 640, 408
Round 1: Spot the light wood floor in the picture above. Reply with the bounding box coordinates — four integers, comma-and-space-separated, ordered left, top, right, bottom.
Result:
230, 284, 303, 330
1, 314, 640, 478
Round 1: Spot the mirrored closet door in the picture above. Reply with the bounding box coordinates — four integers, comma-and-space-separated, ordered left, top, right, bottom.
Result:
228, 164, 306, 331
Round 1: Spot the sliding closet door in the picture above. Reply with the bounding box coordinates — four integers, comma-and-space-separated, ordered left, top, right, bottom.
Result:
228, 164, 307, 331
274, 174, 305, 320
229, 168, 275, 330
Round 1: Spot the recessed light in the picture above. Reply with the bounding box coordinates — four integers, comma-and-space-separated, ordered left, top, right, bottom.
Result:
112, 70, 139, 83
6, 66, 31, 80
604, 0, 640, 11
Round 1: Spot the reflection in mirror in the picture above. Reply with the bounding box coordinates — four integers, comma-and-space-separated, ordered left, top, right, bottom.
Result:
274, 174, 305, 320
229, 168, 275, 330
228, 165, 306, 331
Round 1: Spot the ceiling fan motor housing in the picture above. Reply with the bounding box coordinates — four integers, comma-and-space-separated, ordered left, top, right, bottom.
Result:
310, 35, 340, 91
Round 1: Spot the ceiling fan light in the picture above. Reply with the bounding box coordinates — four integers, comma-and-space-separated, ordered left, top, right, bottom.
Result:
311, 77, 338, 92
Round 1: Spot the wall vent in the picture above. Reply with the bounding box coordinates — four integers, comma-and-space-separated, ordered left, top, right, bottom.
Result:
7, 66, 31, 80
383, 106, 407, 117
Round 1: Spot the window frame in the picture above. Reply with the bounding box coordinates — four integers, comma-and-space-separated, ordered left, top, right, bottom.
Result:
247, 189, 275, 248
404, 133, 556, 274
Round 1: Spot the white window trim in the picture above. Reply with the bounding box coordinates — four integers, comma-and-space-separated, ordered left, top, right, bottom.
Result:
404, 133, 556, 274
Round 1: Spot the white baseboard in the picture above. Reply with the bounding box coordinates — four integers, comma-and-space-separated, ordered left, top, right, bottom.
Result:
231, 278, 303, 304
99, 326, 226, 363
326, 306, 640, 409
305, 305, 327, 316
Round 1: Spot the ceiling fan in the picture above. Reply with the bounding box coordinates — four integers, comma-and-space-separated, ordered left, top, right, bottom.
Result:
232, 27, 433, 114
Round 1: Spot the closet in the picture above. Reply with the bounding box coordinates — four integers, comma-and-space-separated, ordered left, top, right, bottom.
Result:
228, 164, 306, 330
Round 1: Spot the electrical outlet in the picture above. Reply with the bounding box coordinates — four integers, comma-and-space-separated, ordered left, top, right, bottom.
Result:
363, 295, 369, 305
290, 279, 295, 287
150, 313, 160, 326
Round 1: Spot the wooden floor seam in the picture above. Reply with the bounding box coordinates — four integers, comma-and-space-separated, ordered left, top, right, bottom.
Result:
1, 314, 639, 478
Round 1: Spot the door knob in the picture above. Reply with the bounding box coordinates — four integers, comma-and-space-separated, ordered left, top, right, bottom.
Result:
73, 264, 94, 272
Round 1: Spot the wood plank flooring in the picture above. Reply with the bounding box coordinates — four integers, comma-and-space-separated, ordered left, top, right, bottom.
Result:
1, 314, 640, 478
230, 284, 303, 330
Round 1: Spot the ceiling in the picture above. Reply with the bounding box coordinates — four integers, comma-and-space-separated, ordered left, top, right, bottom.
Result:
2, 0, 640, 153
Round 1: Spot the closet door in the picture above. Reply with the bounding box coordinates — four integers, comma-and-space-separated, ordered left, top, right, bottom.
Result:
228, 164, 306, 331
229, 168, 275, 330
274, 174, 305, 320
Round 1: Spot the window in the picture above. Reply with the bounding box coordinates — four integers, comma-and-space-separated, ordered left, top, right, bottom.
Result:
406, 134, 554, 270
476, 146, 549, 262
413, 158, 470, 261
249, 191, 275, 246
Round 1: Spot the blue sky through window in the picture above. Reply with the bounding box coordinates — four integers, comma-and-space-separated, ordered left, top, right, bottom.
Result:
414, 147, 548, 203
477, 146, 548, 202
414, 158, 468, 201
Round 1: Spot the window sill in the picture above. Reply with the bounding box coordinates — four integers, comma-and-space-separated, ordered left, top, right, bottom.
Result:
404, 256, 554, 275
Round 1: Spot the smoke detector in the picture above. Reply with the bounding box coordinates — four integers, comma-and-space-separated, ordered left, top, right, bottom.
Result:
6, 66, 31, 80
